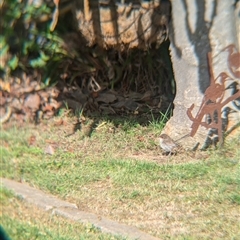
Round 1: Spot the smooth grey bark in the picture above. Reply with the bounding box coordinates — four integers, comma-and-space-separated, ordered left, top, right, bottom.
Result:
164, 0, 240, 148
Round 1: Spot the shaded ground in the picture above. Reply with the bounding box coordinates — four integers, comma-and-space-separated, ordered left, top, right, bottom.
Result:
0, 41, 174, 126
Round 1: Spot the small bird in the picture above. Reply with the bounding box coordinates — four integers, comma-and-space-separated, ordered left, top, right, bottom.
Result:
159, 134, 179, 155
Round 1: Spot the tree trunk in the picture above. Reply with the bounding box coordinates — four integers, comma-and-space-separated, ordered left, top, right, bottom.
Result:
164, 0, 240, 149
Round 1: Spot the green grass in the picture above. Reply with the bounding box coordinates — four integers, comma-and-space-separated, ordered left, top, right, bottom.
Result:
1, 119, 240, 239
0, 188, 127, 240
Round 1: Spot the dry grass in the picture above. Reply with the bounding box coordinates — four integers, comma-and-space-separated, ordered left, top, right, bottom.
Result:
1, 113, 240, 239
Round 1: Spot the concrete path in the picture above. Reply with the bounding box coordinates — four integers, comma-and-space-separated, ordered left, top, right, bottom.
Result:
1, 178, 160, 240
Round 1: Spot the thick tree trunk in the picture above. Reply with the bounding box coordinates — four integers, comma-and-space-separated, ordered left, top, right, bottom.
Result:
74, 0, 170, 49
164, 0, 240, 149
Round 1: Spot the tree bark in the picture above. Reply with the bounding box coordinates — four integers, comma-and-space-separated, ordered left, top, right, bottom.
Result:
164, 0, 240, 149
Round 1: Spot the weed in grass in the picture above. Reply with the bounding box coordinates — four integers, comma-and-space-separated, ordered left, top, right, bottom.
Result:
149, 105, 172, 132
0, 188, 14, 204
229, 194, 240, 204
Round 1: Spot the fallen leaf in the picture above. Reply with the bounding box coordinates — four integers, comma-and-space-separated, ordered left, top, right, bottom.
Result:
24, 93, 41, 110
28, 135, 36, 146
64, 99, 83, 111
111, 100, 126, 108
99, 105, 116, 114
91, 91, 99, 98
54, 119, 66, 126
0, 80, 11, 92
44, 145, 55, 155
137, 136, 145, 142
140, 90, 152, 101
96, 92, 117, 103
124, 99, 139, 111
42, 104, 54, 112
0, 95, 6, 105
69, 91, 88, 103
126, 91, 143, 100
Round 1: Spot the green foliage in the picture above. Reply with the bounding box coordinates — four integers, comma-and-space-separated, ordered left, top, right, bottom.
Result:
149, 104, 172, 131
0, 0, 68, 84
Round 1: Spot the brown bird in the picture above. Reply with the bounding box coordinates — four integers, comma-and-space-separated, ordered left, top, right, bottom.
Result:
159, 134, 179, 154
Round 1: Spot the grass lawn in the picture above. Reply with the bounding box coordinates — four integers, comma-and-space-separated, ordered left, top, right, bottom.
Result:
1, 114, 240, 239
